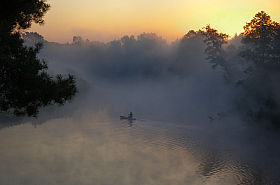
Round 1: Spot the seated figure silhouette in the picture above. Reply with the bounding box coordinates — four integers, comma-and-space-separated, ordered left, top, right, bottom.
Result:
128, 112, 133, 119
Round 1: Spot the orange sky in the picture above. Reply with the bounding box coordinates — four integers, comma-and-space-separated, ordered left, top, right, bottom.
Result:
29, 0, 280, 44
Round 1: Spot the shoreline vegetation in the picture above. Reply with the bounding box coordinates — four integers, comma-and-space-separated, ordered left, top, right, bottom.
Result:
1, 1, 280, 132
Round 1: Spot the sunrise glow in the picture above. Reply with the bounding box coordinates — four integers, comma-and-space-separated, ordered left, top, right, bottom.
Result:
29, 0, 280, 43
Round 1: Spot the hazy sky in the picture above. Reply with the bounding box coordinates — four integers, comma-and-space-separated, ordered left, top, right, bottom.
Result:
29, 0, 280, 44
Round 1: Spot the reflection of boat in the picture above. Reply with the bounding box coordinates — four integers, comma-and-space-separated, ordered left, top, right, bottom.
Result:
120, 116, 136, 120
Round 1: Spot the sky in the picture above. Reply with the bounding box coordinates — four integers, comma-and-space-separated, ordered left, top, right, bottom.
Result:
29, 0, 280, 44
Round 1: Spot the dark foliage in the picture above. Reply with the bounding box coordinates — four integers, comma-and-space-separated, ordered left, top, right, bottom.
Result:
239, 11, 280, 126
200, 11, 280, 127
0, 0, 77, 117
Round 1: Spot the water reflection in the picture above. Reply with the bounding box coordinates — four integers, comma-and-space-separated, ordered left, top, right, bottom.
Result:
0, 112, 279, 185
197, 149, 224, 178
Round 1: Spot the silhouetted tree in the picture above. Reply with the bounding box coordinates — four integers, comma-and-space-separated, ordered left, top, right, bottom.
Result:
0, 0, 77, 117
136, 32, 166, 49
200, 25, 244, 83
201, 25, 229, 69
73, 36, 83, 44
239, 11, 280, 126
270, 26, 280, 69
121, 35, 136, 46
241, 11, 280, 69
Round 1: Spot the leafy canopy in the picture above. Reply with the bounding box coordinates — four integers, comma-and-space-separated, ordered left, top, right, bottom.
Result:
241, 11, 280, 68
198, 11, 280, 125
0, 0, 77, 117
0, 0, 50, 31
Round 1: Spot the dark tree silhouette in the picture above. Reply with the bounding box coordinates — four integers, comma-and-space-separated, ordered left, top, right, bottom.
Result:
121, 35, 136, 46
201, 25, 229, 69
0, 0, 77, 117
241, 11, 280, 69
73, 36, 83, 44
239, 11, 280, 125
198, 12, 280, 126
200, 25, 242, 83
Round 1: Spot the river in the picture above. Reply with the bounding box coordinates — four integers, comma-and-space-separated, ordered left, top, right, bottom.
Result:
0, 110, 279, 185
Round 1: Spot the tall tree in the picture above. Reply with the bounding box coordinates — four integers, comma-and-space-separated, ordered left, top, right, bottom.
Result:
240, 11, 280, 125
200, 25, 242, 83
241, 11, 280, 69
0, 0, 77, 117
201, 25, 229, 69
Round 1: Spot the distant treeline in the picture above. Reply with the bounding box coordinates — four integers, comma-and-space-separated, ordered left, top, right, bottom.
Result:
23, 11, 280, 128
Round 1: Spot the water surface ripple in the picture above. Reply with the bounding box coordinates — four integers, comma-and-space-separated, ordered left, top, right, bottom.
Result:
0, 115, 279, 185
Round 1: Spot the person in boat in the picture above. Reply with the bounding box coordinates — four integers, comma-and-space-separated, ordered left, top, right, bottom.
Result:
128, 112, 133, 119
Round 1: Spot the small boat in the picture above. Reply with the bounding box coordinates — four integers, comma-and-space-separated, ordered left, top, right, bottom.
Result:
120, 112, 136, 120
120, 115, 136, 120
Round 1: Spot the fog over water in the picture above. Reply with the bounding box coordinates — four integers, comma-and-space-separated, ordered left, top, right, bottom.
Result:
1, 33, 280, 184
34, 33, 243, 123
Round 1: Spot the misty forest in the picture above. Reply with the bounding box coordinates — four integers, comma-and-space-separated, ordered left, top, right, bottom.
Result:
5, 11, 280, 128
1, 0, 280, 184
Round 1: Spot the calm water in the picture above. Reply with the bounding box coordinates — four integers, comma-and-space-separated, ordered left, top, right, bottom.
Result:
0, 112, 279, 185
